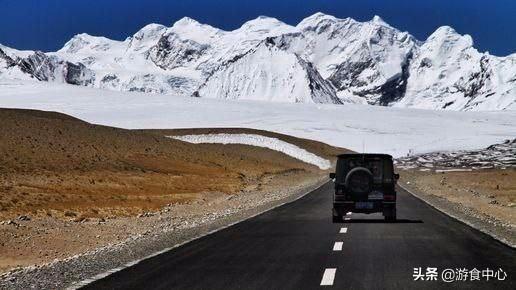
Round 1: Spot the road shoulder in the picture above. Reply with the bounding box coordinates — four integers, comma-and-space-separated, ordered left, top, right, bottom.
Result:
399, 177, 515, 248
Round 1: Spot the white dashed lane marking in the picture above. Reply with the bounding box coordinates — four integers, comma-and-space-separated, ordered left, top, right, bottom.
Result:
333, 242, 343, 251
339, 227, 347, 233
320, 268, 337, 286
344, 217, 351, 221
346, 212, 352, 215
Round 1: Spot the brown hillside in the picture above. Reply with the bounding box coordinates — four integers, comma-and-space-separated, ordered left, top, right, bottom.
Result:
0, 108, 344, 219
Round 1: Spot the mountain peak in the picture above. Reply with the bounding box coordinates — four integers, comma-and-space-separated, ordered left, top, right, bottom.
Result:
173, 17, 200, 27
371, 15, 387, 25
428, 26, 473, 47
306, 12, 337, 21
433, 25, 458, 36
237, 16, 297, 37
71, 33, 94, 41
297, 12, 338, 28
240, 15, 288, 29
59, 33, 93, 53
59, 32, 118, 54
135, 23, 166, 33
131, 23, 167, 39
169, 17, 222, 43
256, 15, 274, 20
127, 23, 167, 50
367, 15, 397, 30
372, 15, 383, 22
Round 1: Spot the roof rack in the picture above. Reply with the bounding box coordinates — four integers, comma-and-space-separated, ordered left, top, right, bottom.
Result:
336, 153, 393, 158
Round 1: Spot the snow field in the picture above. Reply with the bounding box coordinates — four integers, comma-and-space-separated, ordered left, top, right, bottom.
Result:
0, 81, 515, 158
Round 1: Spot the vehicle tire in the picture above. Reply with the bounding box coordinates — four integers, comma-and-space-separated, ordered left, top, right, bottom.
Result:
384, 208, 396, 222
332, 215, 342, 223
345, 167, 373, 195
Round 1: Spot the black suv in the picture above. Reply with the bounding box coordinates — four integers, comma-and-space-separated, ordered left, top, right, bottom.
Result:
329, 153, 399, 222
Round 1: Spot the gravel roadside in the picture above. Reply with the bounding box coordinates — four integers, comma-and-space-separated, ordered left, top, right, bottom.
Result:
0, 174, 327, 290
400, 179, 515, 248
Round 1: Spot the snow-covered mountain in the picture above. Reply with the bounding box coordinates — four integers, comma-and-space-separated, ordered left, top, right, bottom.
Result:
396, 26, 516, 111
0, 13, 514, 110
292, 13, 418, 105
196, 38, 341, 104
0, 45, 94, 85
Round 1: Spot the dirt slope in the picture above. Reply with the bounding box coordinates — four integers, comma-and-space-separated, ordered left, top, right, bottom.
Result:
0, 108, 347, 219
0, 108, 347, 273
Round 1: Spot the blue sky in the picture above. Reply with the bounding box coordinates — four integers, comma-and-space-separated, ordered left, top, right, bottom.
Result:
0, 0, 514, 56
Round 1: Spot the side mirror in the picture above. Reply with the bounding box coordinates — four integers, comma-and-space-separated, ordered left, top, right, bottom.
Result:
394, 173, 400, 180
329, 173, 336, 179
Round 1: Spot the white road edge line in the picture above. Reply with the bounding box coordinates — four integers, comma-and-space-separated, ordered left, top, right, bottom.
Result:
339, 227, 347, 233
320, 268, 337, 286
67, 180, 329, 289
333, 242, 343, 251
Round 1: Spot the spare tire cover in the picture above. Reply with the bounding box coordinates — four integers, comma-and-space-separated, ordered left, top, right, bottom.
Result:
345, 167, 373, 194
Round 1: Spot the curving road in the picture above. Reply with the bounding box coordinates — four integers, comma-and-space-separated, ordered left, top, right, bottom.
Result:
83, 182, 515, 289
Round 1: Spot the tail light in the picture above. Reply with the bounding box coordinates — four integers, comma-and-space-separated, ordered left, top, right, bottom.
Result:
384, 195, 396, 201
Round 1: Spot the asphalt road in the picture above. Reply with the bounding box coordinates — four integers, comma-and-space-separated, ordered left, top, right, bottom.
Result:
84, 181, 515, 289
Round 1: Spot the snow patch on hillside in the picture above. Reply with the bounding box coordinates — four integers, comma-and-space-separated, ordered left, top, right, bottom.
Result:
168, 133, 331, 170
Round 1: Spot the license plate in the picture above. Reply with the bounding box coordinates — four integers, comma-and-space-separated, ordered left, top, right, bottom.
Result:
368, 191, 384, 200
355, 202, 374, 209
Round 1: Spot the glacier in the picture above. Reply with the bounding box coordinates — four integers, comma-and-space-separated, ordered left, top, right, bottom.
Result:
0, 80, 515, 157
